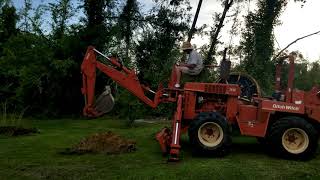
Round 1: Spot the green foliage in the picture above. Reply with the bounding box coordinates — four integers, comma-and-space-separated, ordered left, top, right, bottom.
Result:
1, 0, 314, 120
117, 0, 142, 62
0, 0, 193, 118
0, 0, 122, 117
110, 0, 191, 120
135, 0, 190, 86
0, 33, 80, 116
294, 60, 320, 91
83, 0, 115, 49
49, 0, 74, 39
240, 0, 286, 95
259, 56, 320, 93
19, 0, 32, 31
0, 3, 18, 44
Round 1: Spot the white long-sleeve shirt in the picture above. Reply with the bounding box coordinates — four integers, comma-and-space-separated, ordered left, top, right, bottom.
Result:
185, 50, 203, 75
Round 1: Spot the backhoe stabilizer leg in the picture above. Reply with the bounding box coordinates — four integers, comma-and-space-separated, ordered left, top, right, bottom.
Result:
155, 127, 171, 155
168, 95, 183, 161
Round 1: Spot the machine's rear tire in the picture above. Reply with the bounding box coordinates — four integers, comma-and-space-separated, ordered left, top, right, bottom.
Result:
188, 112, 231, 156
268, 116, 318, 160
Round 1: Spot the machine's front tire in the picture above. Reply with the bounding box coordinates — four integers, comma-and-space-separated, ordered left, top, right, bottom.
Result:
268, 116, 318, 160
188, 112, 231, 156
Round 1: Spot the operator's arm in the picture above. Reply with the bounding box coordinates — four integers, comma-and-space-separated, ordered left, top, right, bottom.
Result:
178, 53, 195, 68
179, 51, 199, 69
180, 63, 196, 68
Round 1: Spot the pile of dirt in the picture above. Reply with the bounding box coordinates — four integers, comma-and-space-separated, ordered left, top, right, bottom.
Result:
65, 131, 136, 155
0, 126, 39, 136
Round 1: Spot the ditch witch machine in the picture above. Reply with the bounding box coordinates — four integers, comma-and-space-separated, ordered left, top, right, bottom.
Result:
81, 46, 320, 161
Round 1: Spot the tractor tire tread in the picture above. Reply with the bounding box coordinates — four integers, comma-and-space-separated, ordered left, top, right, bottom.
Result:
267, 116, 318, 160
188, 112, 232, 157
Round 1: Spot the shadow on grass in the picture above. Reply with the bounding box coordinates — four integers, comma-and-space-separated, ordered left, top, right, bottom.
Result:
231, 141, 267, 155
179, 136, 269, 157
0, 126, 40, 136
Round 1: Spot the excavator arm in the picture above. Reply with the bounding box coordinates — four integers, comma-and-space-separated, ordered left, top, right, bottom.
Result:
81, 46, 162, 117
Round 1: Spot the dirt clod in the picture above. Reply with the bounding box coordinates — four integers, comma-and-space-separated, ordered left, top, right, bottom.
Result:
66, 131, 136, 155
0, 126, 39, 136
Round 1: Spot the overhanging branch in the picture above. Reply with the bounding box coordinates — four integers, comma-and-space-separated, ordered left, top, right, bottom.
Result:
272, 30, 320, 61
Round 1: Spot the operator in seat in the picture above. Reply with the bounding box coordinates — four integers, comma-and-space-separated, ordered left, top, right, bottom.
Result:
174, 41, 203, 88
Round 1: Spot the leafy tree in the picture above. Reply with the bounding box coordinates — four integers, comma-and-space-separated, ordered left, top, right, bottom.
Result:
240, 0, 286, 94
1, 0, 83, 117
240, 0, 308, 94
135, 0, 190, 86
49, 0, 74, 39
295, 60, 320, 91
117, 0, 142, 62
82, 0, 115, 50
0, 3, 19, 99
19, 0, 32, 32
112, 0, 191, 119
0, 3, 18, 44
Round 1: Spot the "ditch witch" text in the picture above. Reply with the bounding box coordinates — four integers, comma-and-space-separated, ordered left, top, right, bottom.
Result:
272, 104, 299, 111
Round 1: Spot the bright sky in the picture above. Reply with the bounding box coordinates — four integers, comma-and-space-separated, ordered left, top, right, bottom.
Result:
274, 1, 320, 62
12, 0, 320, 62
185, 0, 320, 62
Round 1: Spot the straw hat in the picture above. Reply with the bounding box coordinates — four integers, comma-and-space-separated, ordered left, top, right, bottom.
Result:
181, 41, 193, 50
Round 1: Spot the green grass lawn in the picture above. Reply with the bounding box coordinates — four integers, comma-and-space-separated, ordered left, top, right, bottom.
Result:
0, 117, 320, 180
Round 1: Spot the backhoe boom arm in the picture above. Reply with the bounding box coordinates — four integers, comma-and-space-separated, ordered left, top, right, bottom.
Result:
81, 46, 161, 117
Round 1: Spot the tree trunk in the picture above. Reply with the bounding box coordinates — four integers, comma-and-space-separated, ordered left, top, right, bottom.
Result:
187, 0, 203, 42
206, 0, 234, 64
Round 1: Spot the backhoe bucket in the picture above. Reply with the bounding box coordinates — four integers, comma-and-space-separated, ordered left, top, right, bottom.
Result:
94, 86, 115, 114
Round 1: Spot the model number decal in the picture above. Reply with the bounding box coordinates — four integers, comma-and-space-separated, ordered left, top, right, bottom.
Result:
272, 104, 299, 111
